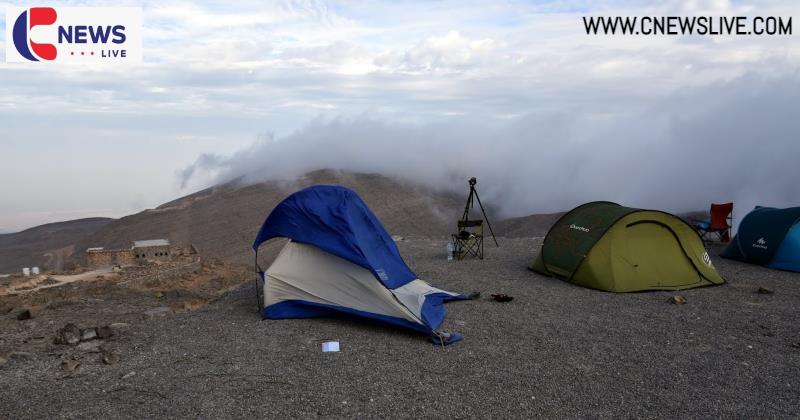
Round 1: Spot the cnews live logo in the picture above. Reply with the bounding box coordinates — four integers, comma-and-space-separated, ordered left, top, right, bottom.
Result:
6, 7, 141, 63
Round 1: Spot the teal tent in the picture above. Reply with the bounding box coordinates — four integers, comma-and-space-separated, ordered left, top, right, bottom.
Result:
721, 206, 800, 272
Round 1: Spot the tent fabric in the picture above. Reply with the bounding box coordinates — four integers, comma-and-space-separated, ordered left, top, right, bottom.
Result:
262, 241, 464, 334
721, 206, 800, 272
531, 202, 725, 292
770, 223, 800, 271
253, 185, 415, 289
540, 201, 638, 278
254, 185, 466, 341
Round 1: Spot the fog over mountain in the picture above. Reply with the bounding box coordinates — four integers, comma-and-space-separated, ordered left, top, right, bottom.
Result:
180, 74, 800, 225
3, 0, 798, 232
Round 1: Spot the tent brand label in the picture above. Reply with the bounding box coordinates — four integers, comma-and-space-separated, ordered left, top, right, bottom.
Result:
6, 7, 142, 63
702, 251, 713, 267
753, 237, 768, 250
569, 224, 591, 232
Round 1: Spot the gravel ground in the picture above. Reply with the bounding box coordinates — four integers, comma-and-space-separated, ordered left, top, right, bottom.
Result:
1, 237, 799, 419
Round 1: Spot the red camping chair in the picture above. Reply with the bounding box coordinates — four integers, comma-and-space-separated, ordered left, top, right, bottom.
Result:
695, 203, 733, 243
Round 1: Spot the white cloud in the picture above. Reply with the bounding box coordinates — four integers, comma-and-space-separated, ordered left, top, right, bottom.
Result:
1, 0, 799, 230
389, 31, 500, 73
180, 74, 800, 225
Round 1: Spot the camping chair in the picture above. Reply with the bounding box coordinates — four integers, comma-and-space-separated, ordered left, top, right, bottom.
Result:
695, 203, 733, 243
452, 219, 484, 260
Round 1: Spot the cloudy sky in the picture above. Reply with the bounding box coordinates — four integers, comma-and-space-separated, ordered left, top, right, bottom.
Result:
1, 0, 798, 232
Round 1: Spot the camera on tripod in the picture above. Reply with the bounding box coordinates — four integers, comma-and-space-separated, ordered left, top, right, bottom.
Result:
450, 177, 498, 260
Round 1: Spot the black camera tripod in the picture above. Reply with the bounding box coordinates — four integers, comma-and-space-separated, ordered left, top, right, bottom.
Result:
452, 177, 498, 260
461, 177, 498, 246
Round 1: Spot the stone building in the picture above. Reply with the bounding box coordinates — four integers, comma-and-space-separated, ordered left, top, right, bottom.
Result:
85, 247, 134, 267
132, 239, 171, 263
86, 239, 173, 268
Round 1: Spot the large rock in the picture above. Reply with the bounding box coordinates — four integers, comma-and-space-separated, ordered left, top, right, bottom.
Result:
16, 309, 32, 321
109, 322, 130, 331
96, 325, 114, 339
77, 341, 102, 353
54, 323, 82, 345
80, 328, 97, 342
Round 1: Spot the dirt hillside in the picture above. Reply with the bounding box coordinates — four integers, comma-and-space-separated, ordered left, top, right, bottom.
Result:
0, 218, 113, 273
494, 212, 565, 238
72, 170, 466, 266
5, 170, 584, 272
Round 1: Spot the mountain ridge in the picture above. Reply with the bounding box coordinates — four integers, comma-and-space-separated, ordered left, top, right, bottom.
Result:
0, 170, 573, 273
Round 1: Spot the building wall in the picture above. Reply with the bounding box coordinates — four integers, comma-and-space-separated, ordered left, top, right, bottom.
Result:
86, 249, 134, 268
132, 245, 171, 262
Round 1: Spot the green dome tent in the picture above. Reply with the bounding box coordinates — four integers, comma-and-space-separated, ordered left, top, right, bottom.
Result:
530, 201, 725, 292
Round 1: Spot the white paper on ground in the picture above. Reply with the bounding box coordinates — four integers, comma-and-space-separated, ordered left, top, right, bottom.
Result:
322, 341, 340, 352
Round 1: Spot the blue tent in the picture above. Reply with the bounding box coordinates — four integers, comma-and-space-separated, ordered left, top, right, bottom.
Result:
721, 206, 800, 272
253, 185, 466, 344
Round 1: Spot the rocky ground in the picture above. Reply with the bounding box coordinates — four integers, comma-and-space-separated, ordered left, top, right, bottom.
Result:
0, 238, 798, 418
0, 260, 248, 360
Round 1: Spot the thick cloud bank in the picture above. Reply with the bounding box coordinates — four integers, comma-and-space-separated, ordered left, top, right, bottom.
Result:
181, 74, 800, 223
